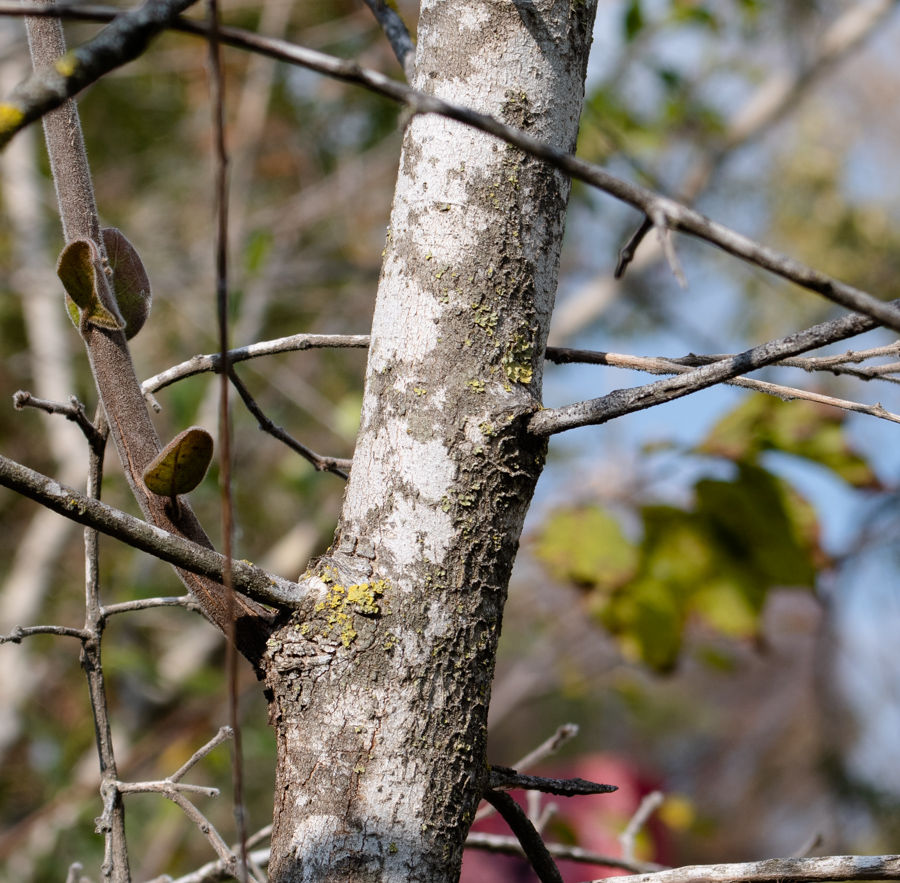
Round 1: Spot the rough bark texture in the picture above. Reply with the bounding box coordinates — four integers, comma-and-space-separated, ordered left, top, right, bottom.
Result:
264, 0, 598, 879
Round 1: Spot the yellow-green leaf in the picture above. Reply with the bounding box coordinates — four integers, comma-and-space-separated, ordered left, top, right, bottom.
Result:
56, 238, 125, 332
143, 427, 214, 498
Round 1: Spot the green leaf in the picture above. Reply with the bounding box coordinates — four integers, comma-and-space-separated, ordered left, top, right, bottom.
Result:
700, 396, 880, 488
623, 0, 644, 40
534, 505, 638, 591
102, 228, 151, 340
143, 427, 214, 498
56, 238, 125, 332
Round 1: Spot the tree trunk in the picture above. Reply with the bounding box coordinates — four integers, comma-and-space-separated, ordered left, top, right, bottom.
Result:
264, 0, 598, 879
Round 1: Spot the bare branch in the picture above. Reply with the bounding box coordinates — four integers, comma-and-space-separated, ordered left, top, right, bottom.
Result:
533, 300, 900, 436
615, 215, 652, 279
228, 368, 351, 479
100, 595, 201, 618
620, 791, 664, 864
169, 726, 233, 783
548, 347, 900, 426
0, 0, 198, 149
363, 0, 416, 81
117, 781, 220, 798
0, 454, 303, 608
586, 854, 900, 883
140, 333, 369, 397
3, 6, 898, 332
488, 765, 617, 798
164, 789, 237, 874
0, 623, 89, 643
512, 723, 580, 772
13, 391, 105, 449
482, 789, 564, 883
476, 723, 580, 823
465, 832, 664, 874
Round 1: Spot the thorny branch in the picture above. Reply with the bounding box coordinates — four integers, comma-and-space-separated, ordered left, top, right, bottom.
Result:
488, 765, 618, 798
3, 6, 900, 332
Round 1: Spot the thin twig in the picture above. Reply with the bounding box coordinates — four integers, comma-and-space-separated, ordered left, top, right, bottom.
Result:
13, 390, 105, 448
78, 405, 130, 883
140, 333, 369, 397
228, 367, 351, 478
170, 726, 233, 782
164, 789, 237, 874
585, 854, 900, 883
465, 832, 664, 874
100, 595, 201, 618
4, 6, 900, 333
620, 791, 664, 864
488, 766, 617, 798
0, 453, 303, 607
482, 789, 565, 883
0, 623, 90, 642
548, 347, 900, 426
615, 215, 653, 279
533, 299, 900, 436
362, 0, 415, 81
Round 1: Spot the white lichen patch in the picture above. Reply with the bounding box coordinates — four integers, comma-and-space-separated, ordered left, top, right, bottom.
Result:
383, 497, 455, 569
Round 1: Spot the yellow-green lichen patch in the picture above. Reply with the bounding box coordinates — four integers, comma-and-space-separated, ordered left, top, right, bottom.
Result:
502, 330, 535, 385
466, 379, 486, 393
54, 53, 78, 77
314, 579, 387, 647
0, 104, 24, 133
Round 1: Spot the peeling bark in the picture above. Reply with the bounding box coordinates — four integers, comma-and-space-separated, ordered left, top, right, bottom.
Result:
264, 0, 598, 879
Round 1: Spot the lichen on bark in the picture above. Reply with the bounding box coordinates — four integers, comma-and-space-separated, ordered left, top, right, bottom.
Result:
264, 0, 599, 879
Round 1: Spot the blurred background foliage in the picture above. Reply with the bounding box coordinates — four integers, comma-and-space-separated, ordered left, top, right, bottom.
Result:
1, 0, 900, 879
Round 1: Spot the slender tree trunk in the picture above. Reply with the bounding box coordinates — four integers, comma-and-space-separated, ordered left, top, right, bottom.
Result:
264, 1, 598, 879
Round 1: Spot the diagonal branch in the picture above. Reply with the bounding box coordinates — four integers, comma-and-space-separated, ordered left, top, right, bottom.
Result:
0, 453, 303, 608
587, 854, 900, 883
228, 368, 351, 479
549, 348, 900, 426
3, 6, 900, 332
1, 0, 198, 149
362, 0, 415, 81
533, 300, 900, 436
482, 789, 564, 883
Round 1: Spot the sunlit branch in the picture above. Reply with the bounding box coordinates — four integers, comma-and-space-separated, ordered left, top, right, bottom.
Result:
0, 623, 90, 642
0, 454, 303, 608
3, 6, 900, 332
464, 833, 663, 874
587, 854, 900, 883
534, 300, 900, 436
550, 348, 900, 426
0, 0, 198, 149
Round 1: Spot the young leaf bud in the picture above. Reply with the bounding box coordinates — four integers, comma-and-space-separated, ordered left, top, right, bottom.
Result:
101, 228, 152, 340
143, 427, 215, 500
56, 238, 125, 332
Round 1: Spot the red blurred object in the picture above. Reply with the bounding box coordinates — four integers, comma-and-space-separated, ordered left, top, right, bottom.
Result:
462, 754, 669, 883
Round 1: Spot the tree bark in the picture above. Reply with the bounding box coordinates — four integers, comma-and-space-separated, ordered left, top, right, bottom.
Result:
264, 0, 598, 879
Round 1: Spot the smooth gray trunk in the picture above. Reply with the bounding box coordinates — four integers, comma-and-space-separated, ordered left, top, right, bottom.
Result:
265, 0, 598, 879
